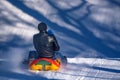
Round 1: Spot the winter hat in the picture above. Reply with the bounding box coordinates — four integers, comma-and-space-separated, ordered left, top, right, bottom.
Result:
38, 22, 47, 31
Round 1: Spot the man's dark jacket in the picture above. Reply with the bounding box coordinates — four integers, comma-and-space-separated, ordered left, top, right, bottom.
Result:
33, 31, 60, 58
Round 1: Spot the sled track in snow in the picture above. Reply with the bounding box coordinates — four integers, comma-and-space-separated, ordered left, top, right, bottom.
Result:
22, 58, 120, 80
0, 58, 120, 80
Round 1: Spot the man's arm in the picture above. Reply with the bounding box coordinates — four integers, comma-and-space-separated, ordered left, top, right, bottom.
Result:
52, 35, 60, 51
33, 35, 39, 51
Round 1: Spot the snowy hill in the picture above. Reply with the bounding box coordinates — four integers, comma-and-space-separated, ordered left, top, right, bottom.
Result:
0, 0, 120, 80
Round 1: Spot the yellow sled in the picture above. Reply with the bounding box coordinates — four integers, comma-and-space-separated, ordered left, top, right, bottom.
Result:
29, 58, 61, 71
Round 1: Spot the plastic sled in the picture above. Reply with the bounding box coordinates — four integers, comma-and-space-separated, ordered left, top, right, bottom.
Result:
27, 51, 67, 71
29, 58, 61, 71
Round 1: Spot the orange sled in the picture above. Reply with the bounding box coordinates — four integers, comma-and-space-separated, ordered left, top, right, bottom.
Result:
29, 58, 61, 71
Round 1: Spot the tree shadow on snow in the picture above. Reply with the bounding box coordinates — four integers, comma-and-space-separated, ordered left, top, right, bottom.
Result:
0, 35, 31, 51
92, 66, 120, 73
0, 69, 49, 80
8, 0, 120, 58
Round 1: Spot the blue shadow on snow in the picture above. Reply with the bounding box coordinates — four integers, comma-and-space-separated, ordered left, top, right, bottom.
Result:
8, 0, 120, 58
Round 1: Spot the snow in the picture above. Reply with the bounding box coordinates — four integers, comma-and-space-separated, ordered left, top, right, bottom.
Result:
0, 0, 120, 80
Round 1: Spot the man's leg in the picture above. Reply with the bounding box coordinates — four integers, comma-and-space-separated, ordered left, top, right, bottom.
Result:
28, 51, 39, 60
55, 52, 67, 65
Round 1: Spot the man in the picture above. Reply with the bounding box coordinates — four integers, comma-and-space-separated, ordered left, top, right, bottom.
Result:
33, 22, 60, 58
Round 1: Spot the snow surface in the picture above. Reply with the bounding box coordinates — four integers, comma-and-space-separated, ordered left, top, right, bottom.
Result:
0, 0, 120, 80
